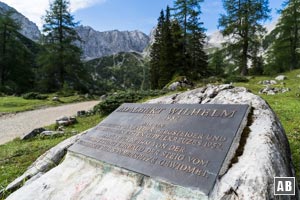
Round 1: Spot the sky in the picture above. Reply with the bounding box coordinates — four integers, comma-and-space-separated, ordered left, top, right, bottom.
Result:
1, 0, 284, 35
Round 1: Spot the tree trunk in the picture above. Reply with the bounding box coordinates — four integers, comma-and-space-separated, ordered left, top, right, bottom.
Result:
241, 36, 249, 76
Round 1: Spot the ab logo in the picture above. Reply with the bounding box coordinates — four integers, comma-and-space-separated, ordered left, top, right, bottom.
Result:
274, 177, 295, 195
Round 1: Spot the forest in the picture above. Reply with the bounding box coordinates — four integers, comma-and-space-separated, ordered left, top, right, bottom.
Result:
0, 0, 299, 94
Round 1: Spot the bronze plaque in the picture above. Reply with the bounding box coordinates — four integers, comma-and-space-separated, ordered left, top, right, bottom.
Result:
69, 103, 250, 195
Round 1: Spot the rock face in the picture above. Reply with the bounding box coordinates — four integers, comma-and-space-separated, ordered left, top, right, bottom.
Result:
6, 85, 299, 200
275, 75, 288, 81
76, 26, 150, 60
0, 2, 41, 41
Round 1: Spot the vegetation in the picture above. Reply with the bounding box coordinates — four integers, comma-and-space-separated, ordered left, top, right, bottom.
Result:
150, 0, 207, 89
0, 94, 91, 113
234, 69, 300, 180
37, 0, 89, 93
94, 90, 167, 115
0, 11, 36, 94
219, 0, 271, 76
85, 52, 149, 94
0, 114, 103, 197
265, 0, 300, 74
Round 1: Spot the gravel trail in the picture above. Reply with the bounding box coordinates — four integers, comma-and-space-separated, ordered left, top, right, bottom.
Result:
0, 101, 99, 145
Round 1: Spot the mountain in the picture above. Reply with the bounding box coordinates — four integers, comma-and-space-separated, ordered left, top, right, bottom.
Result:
76, 26, 150, 60
205, 20, 278, 51
0, 1, 41, 41
84, 52, 149, 94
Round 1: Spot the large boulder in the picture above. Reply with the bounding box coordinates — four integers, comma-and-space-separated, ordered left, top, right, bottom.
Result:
5, 85, 299, 200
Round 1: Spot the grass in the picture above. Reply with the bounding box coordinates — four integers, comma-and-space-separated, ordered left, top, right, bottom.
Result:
234, 69, 300, 180
0, 94, 93, 114
0, 70, 299, 196
0, 114, 104, 196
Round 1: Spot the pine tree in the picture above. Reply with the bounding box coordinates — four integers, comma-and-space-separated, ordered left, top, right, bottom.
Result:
187, 7, 207, 78
149, 10, 164, 89
209, 48, 226, 76
219, 0, 270, 76
158, 6, 174, 88
38, 0, 87, 92
0, 11, 34, 93
173, 0, 207, 79
170, 20, 186, 75
266, 0, 300, 72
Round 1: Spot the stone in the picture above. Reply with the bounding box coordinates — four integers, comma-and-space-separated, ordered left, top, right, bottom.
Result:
297, 74, 300, 78
20, 128, 46, 140
167, 78, 193, 91
40, 131, 64, 136
77, 110, 86, 117
259, 86, 291, 95
258, 80, 277, 85
275, 75, 287, 81
100, 95, 107, 101
69, 103, 250, 195
6, 85, 299, 200
56, 116, 77, 126
52, 96, 60, 102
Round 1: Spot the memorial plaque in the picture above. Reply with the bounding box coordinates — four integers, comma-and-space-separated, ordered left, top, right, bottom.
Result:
69, 103, 250, 195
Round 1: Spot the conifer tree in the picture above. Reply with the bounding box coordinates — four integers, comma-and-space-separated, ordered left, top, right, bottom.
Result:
149, 10, 164, 89
0, 11, 34, 93
266, 0, 300, 72
219, 0, 270, 76
158, 6, 174, 88
38, 0, 87, 92
173, 0, 207, 79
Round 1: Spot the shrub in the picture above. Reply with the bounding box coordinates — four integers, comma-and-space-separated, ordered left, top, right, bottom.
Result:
94, 90, 166, 115
22, 92, 48, 100
224, 75, 249, 84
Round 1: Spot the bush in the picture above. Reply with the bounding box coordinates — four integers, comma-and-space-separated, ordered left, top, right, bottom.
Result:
22, 92, 48, 100
224, 75, 249, 84
94, 90, 167, 115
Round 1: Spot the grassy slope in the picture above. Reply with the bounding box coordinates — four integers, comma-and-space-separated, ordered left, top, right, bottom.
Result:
234, 69, 300, 180
0, 94, 91, 113
0, 115, 103, 193
0, 70, 299, 194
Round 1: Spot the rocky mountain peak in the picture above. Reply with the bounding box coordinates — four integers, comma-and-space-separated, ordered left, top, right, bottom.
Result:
75, 26, 150, 60
0, 1, 41, 41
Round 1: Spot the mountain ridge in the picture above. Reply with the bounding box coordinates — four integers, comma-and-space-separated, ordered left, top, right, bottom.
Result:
0, 1, 41, 41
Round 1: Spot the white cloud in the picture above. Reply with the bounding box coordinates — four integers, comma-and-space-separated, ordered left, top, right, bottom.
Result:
1, 0, 106, 29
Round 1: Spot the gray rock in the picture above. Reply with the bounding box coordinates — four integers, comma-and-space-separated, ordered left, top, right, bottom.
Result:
55, 116, 77, 126
168, 81, 181, 91
258, 80, 277, 85
167, 78, 193, 91
0, 2, 41, 41
20, 128, 46, 140
275, 75, 287, 81
52, 97, 60, 102
99, 95, 107, 101
75, 26, 150, 60
40, 131, 64, 136
6, 85, 299, 200
259, 86, 291, 95
77, 110, 86, 117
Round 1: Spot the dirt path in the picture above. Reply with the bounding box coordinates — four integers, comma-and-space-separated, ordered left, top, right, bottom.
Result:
0, 101, 100, 145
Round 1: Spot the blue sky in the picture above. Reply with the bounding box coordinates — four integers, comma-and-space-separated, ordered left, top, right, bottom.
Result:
2, 0, 284, 35
73, 0, 283, 34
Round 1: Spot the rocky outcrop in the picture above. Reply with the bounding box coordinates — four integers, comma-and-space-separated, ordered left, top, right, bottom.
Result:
0, 2, 41, 41
275, 75, 288, 81
5, 85, 299, 200
76, 26, 150, 60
